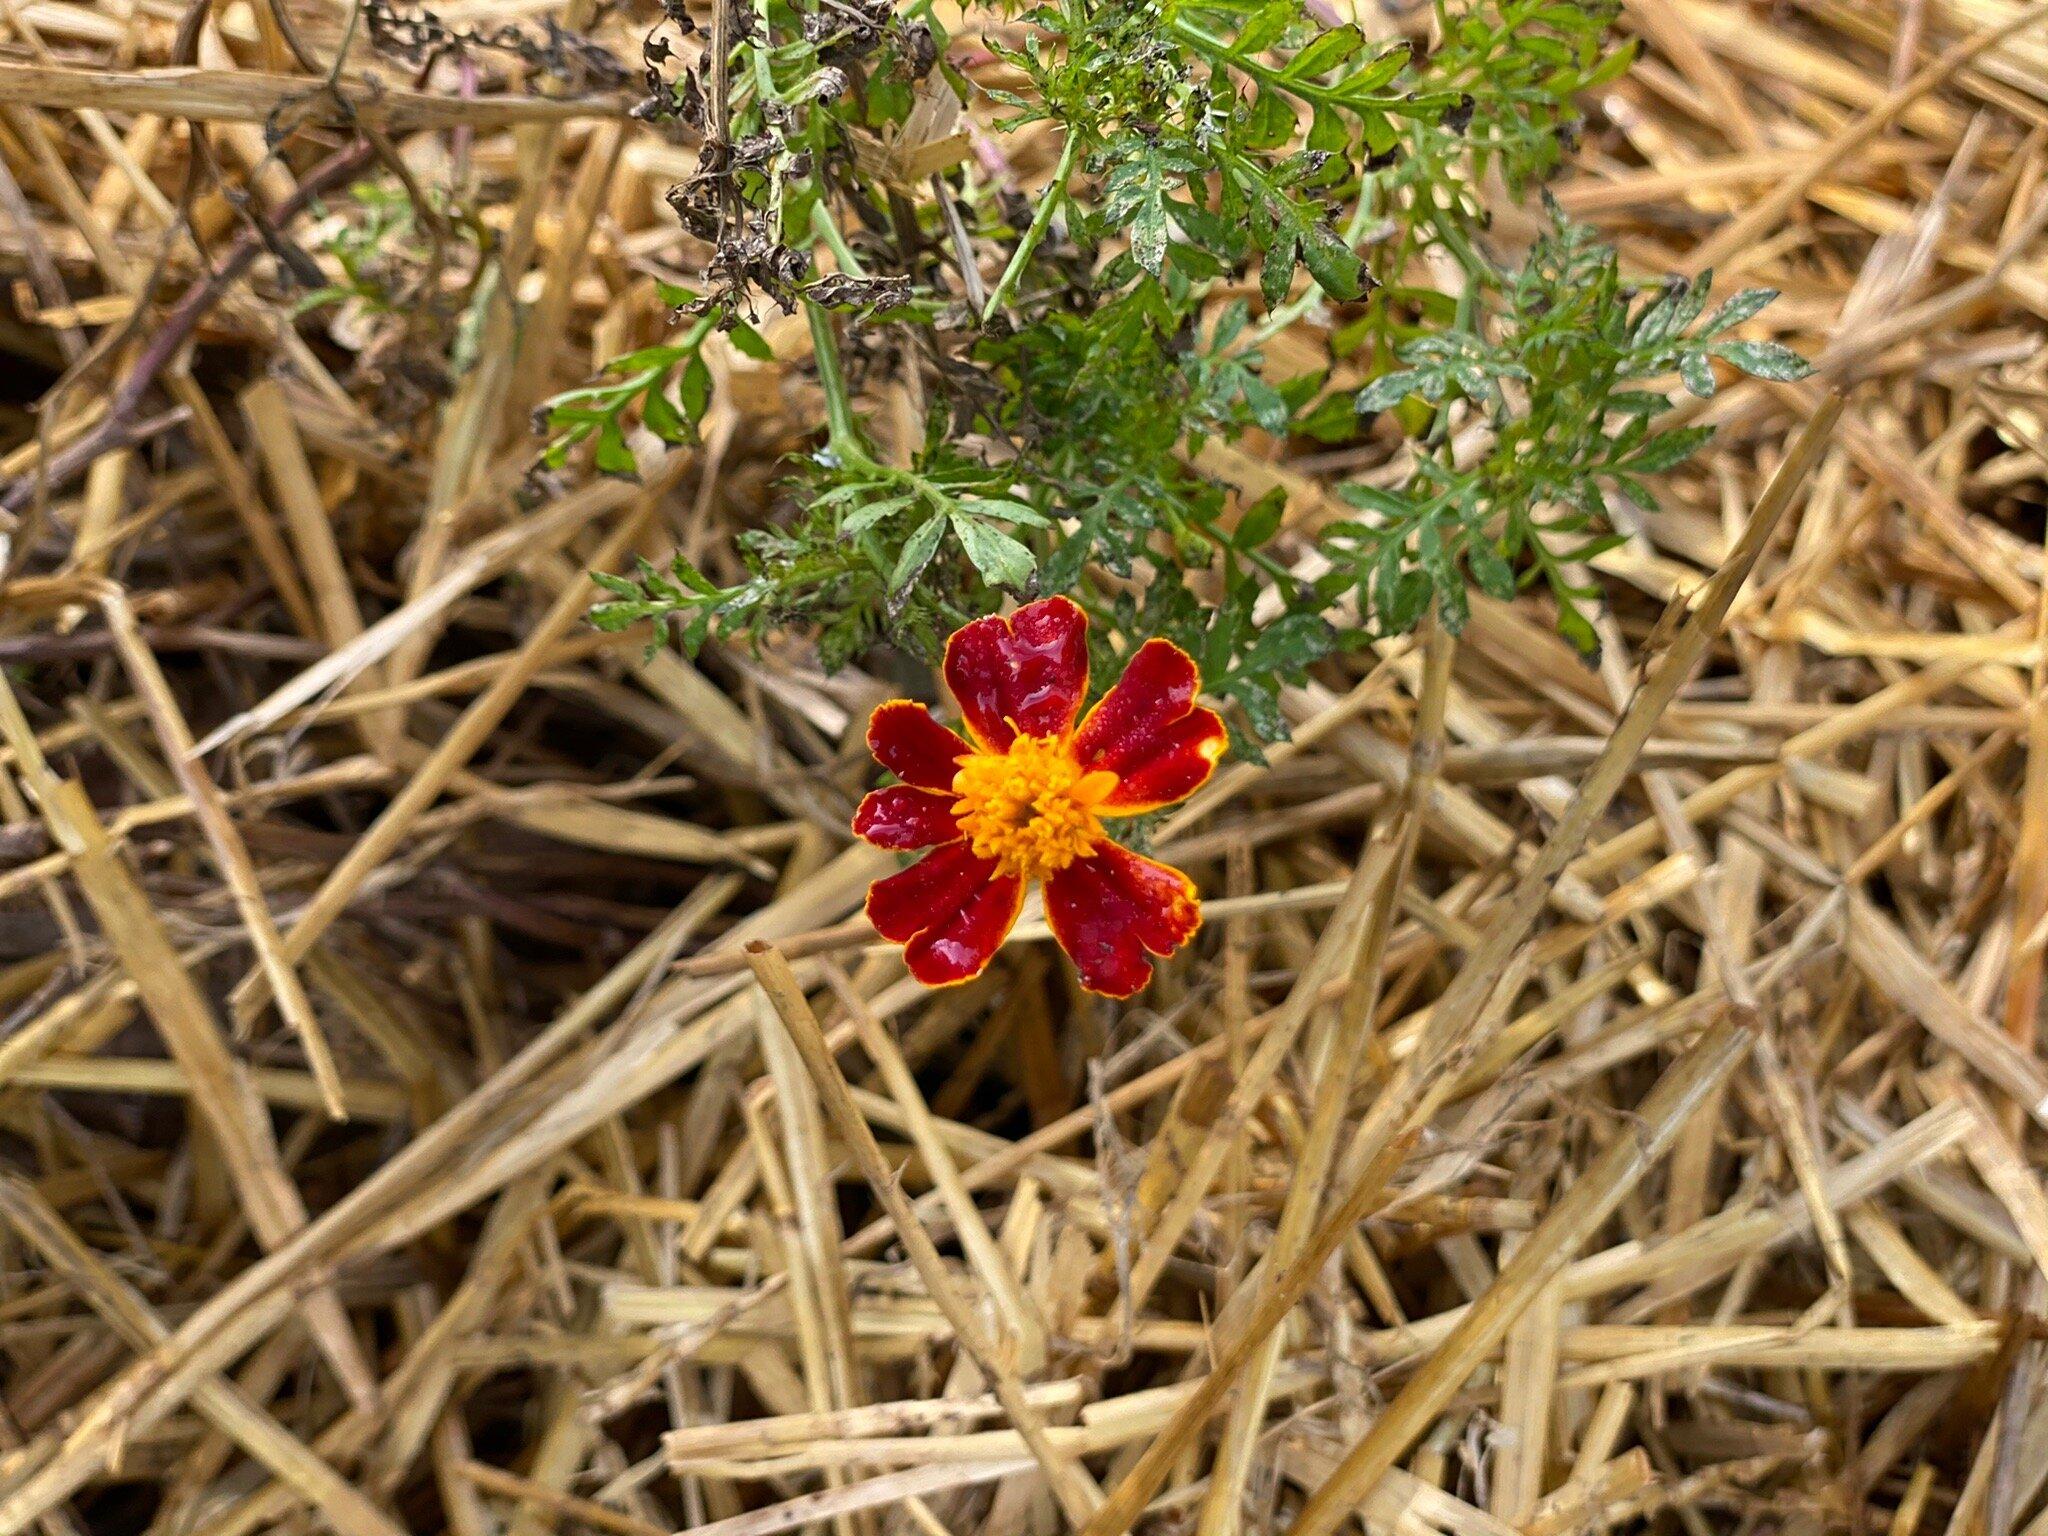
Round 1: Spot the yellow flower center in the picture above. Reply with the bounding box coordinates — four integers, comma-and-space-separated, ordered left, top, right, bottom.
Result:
951, 734, 1117, 880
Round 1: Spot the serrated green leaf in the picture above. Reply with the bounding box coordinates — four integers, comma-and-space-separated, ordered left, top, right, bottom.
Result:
728, 322, 775, 361
1248, 86, 1297, 150
1041, 514, 1099, 593
1108, 147, 1174, 276
681, 607, 713, 657
1300, 224, 1363, 300
633, 553, 683, 602
1699, 285, 1777, 336
1235, 0, 1293, 55
593, 420, 637, 476
607, 346, 689, 373
1296, 390, 1361, 442
678, 354, 713, 421
842, 493, 918, 536
1437, 571, 1469, 632
1308, 105, 1349, 153
1356, 369, 1423, 413
965, 497, 1053, 528
951, 513, 1036, 588
1468, 541, 1515, 600
1572, 530, 1628, 564
1167, 240, 1225, 280
670, 554, 720, 596
1286, 24, 1365, 80
890, 514, 947, 594
1240, 374, 1292, 433
1607, 389, 1673, 416
1235, 488, 1286, 549
1210, 299, 1250, 351
812, 483, 877, 508
1382, 567, 1434, 633
1622, 425, 1714, 473
1632, 279, 1690, 345
1555, 599, 1600, 655
1242, 611, 1334, 675
1713, 339, 1813, 382
541, 428, 585, 469
1582, 38, 1638, 90
1332, 478, 1400, 518
643, 385, 691, 444
867, 73, 913, 126
1349, 42, 1413, 93
1228, 682, 1284, 753
1260, 224, 1299, 308
589, 601, 652, 631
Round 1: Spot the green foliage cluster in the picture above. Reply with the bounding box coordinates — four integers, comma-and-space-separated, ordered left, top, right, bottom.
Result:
1334, 212, 1808, 650
541, 283, 774, 473
294, 180, 432, 318
570, 0, 1811, 753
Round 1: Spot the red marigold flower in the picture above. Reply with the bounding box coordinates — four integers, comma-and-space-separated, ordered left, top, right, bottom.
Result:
853, 596, 1227, 997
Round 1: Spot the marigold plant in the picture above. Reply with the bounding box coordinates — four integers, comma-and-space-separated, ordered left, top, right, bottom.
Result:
577, 0, 1810, 753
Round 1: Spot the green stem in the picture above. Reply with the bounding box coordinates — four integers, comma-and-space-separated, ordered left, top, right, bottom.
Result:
811, 202, 867, 276
1425, 219, 1485, 447
1168, 17, 1406, 113
748, 0, 775, 97
981, 131, 1080, 323
1427, 202, 1490, 290
805, 300, 868, 459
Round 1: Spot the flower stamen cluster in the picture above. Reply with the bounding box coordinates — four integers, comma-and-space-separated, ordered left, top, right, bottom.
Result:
952, 736, 1117, 879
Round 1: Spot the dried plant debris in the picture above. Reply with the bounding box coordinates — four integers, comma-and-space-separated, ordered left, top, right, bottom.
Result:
4, 3, 2048, 1536
364, 0, 635, 92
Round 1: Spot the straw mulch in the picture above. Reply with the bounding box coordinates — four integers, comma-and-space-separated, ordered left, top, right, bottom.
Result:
4, 1, 2048, 1533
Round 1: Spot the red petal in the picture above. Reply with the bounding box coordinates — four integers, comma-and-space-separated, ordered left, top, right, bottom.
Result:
1044, 841, 1201, 997
868, 700, 971, 791
1098, 709, 1227, 812
904, 873, 1024, 987
1073, 640, 1227, 811
942, 596, 1090, 749
853, 786, 962, 851
866, 842, 998, 943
